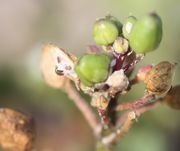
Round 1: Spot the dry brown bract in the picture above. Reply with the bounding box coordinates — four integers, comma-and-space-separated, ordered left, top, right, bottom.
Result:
41, 44, 70, 89
0, 108, 35, 151
164, 85, 180, 109
145, 61, 175, 95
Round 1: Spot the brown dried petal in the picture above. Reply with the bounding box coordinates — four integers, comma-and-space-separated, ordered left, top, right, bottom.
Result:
164, 85, 180, 109
0, 108, 35, 151
41, 44, 70, 89
145, 61, 175, 95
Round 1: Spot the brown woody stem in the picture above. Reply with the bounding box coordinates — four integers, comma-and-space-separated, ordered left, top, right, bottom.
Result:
65, 83, 101, 136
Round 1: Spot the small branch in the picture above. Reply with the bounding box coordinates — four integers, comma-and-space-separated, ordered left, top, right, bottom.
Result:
116, 95, 155, 111
65, 83, 101, 136
116, 98, 163, 128
102, 98, 163, 146
129, 77, 141, 85
101, 111, 136, 146
135, 98, 163, 116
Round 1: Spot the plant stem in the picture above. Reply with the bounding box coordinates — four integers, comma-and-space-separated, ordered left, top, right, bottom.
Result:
96, 141, 115, 151
116, 95, 155, 111
65, 82, 101, 136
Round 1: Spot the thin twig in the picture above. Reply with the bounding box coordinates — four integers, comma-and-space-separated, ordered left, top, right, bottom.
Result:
102, 98, 163, 146
65, 83, 101, 136
116, 95, 155, 111
116, 98, 163, 128
101, 111, 136, 146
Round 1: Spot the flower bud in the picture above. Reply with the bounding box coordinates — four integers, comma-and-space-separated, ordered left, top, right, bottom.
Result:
129, 13, 162, 53
136, 65, 153, 82
164, 85, 180, 109
93, 17, 120, 46
144, 61, 175, 95
74, 54, 111, 87
122, 16, 137, 39
113, 37, 129, 54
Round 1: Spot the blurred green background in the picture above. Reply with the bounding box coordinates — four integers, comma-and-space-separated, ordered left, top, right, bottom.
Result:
0, 0, 180, 151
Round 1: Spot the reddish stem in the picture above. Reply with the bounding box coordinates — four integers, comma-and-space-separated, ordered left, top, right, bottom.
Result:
116, 95, 154, 111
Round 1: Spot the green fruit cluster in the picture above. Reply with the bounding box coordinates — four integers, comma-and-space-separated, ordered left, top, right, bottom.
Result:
75, 13, 163, 87
93, 13, 163, 54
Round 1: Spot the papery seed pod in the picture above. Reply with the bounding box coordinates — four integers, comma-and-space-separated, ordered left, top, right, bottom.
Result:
74, 54, 111, 87
93, 17, 120, 46
113, 37, 129, 54
122, 16, 137, 39
0, 108, 35, 151
129, 13, 162, 53
164, 85, 180, 109
41, 45, 70, 89
144, 61, 175, 95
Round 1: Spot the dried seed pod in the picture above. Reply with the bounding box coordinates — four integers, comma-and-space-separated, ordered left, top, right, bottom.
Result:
144, 61, 175, 95
0, 108, 35, 151
164, 85, 180, 109
41, 44, 70, 89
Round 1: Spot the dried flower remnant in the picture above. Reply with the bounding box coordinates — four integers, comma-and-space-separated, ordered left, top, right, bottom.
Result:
145, 61, 175, 95
41, 44, 70, 89
164, 85, 180, 109
0, 108, 35, 151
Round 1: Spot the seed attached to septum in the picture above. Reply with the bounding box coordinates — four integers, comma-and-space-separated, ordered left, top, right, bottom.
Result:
74, 53, 111, 87
144, 61, 175, 95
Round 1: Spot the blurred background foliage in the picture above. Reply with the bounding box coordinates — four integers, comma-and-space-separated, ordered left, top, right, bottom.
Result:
0, 0, 180, 151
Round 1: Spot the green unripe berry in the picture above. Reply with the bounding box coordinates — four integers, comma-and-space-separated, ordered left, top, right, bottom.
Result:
122, 16, 137, 39
108, 16, 123, 34
93, 18, 119, 46
129, 13, 162, 53
74, 54, 111, 86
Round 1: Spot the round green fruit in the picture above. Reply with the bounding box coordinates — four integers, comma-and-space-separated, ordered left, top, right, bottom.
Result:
108, 16, 122, 34
122, 16, 137, 39
93, 18, 119, 45
129, 13, 162, 53
74, 53, 111, 86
